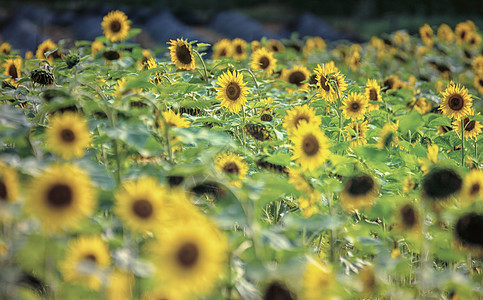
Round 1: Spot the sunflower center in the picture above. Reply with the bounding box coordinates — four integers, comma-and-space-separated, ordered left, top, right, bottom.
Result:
288, 71, 306, 87
223, 162, 239, 174
449, 95, 464, 110
0, 180, 7, 200
320, 75, 330, 92
479, 79, 483, 87
460, 31, 466, 40
47, 184, 73, 208
295, 116, 309, 127
400, 204, 417, 228
463, 118, 476, 131
259, 56, 270, 69
369, 89, 378, 101
8, 64, 17, 78
470, 183, 480, 196
60, 129, 76, 143
302, 134, 319, 156
219, 49, 227, 57
383, 78, 394, 90
264, 281, 294, 300
84, 254, 97, 263
103, 50, 120, 61
235, 45, 243, 54
177, 242, 199, 268
347, 175, 374, 196
176, 44, 192, 65
110, 20, 122, 33
132, 199, 153, 219
226, 82, 241, 101
271, 45, 279, 52
351, 102, 360, 112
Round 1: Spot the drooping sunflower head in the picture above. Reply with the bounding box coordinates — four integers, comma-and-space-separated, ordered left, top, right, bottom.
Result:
377, 122, 399, 149
437, 23, 454, 43
2, 57, 22, 86
46, 112, 91, 160
422, 168, 462, 201
60, 236, 111, 290
215, 70, 249, 113
281, 65, 311, 91
344, 120, 369, 148
215, 152, 249, 181
159, 110, 190, 129
365, 79, 382, 111
0, 42, 11, 54
341, 92, 368, 121
452, 117, 482, 140
314, 62, 347, 104
26, 164, 96, 232
36, 39, 61, 63
290, 122, 331, 172
454, 212, 483, 254
265, 39, 285, 53
340, 173, 378, 212
212, 39, 233, 60
101, 10, 131, 42
419, 24, 434, 47
167, 39, 196, 71
283, 104, 321, 134
250, 47, 277, 75
0, 161, 19, 203
461, 169, 483, 204
439, 82, 473, 120
231, 38, 248, 60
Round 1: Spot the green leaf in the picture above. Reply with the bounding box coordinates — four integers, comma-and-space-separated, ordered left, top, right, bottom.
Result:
283, 214, 348, 231
397, 110, 424, 133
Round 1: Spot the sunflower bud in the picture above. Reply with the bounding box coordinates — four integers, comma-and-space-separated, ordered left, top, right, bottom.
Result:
30, 69, 54, 85
66, 54, 80, 69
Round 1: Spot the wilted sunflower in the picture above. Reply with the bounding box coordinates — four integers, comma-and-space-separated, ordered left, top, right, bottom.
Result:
474, 75, 483, 94
265, 39, 285, 53
340, 173, 378, 212
60, 236, 111, 290
422, 168, 462, 201
91, 40, 104, 57
148, 221, 228, 298
345, 120, 368, 148
36, 39, 60, 63
3, 57, 21, 86
231, 38, 248, 60
250, 47, 277, 75
215, 70, 249, 113
159, 110, 190, 129
101, 10, 130, 42
26, 164, 96, 232
419, 24, 434, 47
365, 79, 382, 111
314, 62, 347, 104
102, 50, 121, 61
115, 177, 168, 233
212, 39, 233, 60
302, 258, 335, 300
437, 23, 454, 43
46, 112, 91, 160
453, 117, 482, 140
377, 122, 399, 149
439, 82, 473, 120
281, 65, 311, 91
290, 122, 331, 172
341, 92, 368, 121
472, 55, 483, 76
167, 39, 196, 71
0, 161, 19, 203
461, 170, 483, 204
282, 104, 321, 134
454, 212, 483, 254
0, 42, 11, 54
215, 152, 249, 183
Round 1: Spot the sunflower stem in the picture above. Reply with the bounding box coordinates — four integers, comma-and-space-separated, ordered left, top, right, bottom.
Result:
240, 68, 262, 102
165, 125, 173, 164
328, 193, 336, 263
241, 105, 247, 147
193, 49, 209, 82
467, 253, 473, 275
332, 79, 344, 144
461, 118, 465, 167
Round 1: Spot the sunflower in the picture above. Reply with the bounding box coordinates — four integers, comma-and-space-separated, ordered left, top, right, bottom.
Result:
302, 258, 335, 300
382, 75, 404, 92
437, 125, 452, 136
101, 10, 130, 42
314, 62, 347, 104
251, 40, 262, 52
60, 236, 111, 290
36, 39, 60, 63
345, 120, 368, 148
159, 110, 190, 129
472, 55, 483, 76
3, 57, 22, 86
402, 175, 416, 194
454, 212, 483, 254
377, 122, 399, 149
365, 79, 382, 111
393, 30, 410, 45
455, 21, 474, 45
212, 39, 233, 60
250, 47, 277, 75
340, 173, 378, 212
0, 42, 11, 54
348, 51, 361, 71
437, 24, 454, 43
147, 221, 228, 298
411, 97, 432, 114
0, 161, 19, 203
282, 104, 321, 134
113, 77, 142, 98
263, 281, 297, 300
45, 112, 91, 160
303, 37, 326, 57
231, 38, 248, 61
91, 40, 104, 57
474, 75, 483, 94
466, 32, 482, 49
167, 39, 196, 71
258, 97, 275, 121
106, 269, 134, 300
137, 49, 153, 70
298, 191, 320, 218
396, 203, 420, 233
461, 169, 483, 204
290, 122, 331, 172
215, 70, 249, 113
422, 168, 462, 200
142, 288, 185, 300
359, 266, 377, 297
453, 117, 482, 140
288, 168, 313, 194
215, 152, 249, 184
419, 24, 434, 47
439, 82, 473, 120
25, 51, 33, 60
115, 177, 168, 233
281, 65, 311, 91
26, 164, 96, 232
341, 92, 368, 121
265, 39, 285, 53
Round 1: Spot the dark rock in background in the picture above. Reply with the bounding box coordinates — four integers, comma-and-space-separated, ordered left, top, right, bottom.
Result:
292, 13, 360, 42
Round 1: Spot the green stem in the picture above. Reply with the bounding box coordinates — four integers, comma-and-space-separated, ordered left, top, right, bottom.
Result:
331, 78, 344, 144
193, 49, 209, 82
112, 140, 122, 186
461, 118, 465, 167
467, 253, 473, 275
241, 106, 247, 147
165, 125, 173, 164
328, 194, 335, 263
240, 68, 262, 102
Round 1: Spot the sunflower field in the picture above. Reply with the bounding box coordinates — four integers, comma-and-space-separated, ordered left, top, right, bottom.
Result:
1, 9, 483, 300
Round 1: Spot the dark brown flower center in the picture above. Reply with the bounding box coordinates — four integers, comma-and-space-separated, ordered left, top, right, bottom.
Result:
235, 45, 243, 54
460, 30, 466, 40
302, 134, 319, 156
449, 95, 464, 111
223, 162, 239, 174
470, 183, 480, 196
177, 242, 199, 268
110, 20, 122, 33
47, 184, 73, 209
369, 88, 378, 101
8, 64, 18, 79
346, 175, 374, 196
264, 281, 295, 300
0, 180, 7, 200
463, 117, 476, 131
288, 71, 306, 87
84, 254, 97, 263
60, 129, 75, 143
103, 50, 120, 61
259, 56, 270, 69
219, 49, 227, 57
351, 102, 360, 112
271, 45, 279, 52
295, 116, 309, 127
383, 78, 394, 90
226, 82, 241, 101
132, 199, 153, 219
400, 204, 417, 228
479, 79, 483, 87
320, 75, 330, 92
176, 44, 192, 65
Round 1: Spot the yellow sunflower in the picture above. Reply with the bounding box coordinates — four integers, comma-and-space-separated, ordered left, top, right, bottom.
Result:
101, 10, 130, 42
377, 122, 399, 149
439, 82, 473, 120
453, 117, 482, 140
147, 221, 228, 298
281, 65, 311, 91
251, 40, 261, 52
302, 258, 335, 300
265, 39, 285, 53
466, 31, 482, 49
365, 79, 382, 111
382, 75, 404, 92
215, 70, 249, 113
437, 24, 454, 43
347, 51, 361, 71
26, 164, 96, 232
159, 110, 190, 129
474, 75, 483, 94
3, 57, 22, 86
298, 190, 320, 218
137, 49, 153, 70
25, 51, 33, 60
419, 24, 434, 47
0, 42, 11, 54
231, 38, 248, 60
288, 168, 313, 194
0, 161, 19, 203
106, 269, 134, 300
411, 97, 432, 114
345, 120, 368, 148
114, 77, 143, 98
455, 21, 474, 45
167, 39, 196, 71
395, 203, 420, 234
314, 62, 347, 104
212, 39, 233, 60
250, 47, 277, 75
282, 104, 322, 135
114, 177, 168, 233
393, 30, 410, 45
142, 288, 185, 300
36, 39, 60, 63
341, 92, 368, 121
45, 112, 91, 160
303, 37, 326, 57
60, 236, 111, 290
461, 170, 483, 204
472, 55, 483, 76
215, 152, 249, 184
340, 173, 379, 212
290, 122, 331, 172
91, 40, 104, 57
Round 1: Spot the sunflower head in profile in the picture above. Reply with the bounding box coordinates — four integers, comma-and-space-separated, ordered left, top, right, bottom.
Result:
439, 82, 473, 120
148, 221, 228, 298
159, 109, 190, 129
347, 51, 361, 71
167, 39, 196, 71
60, 236, 111, 290
314, 62, 347, 104
115, 177, 168, 233
472, 55, 483, 76
452, 117, 482, 140
231, 38, 248, 61
281, 65, 311, 91
250, 47, 277, 75
265, 39, 285, 53
454, 212, 483, 255
283, 104, 321, 135
290, 122, 331, 172
474, 75, 483, 94
0, 42, 11, 54
461, 169, 483, 204
212, 39, 233, 60
46, 112, 91, 160
341, 92, 368, 121
437, 23, 454, 43
26, 164, 96, 232
101, 10, 130, 42
215, 152, 249, 185
0, 161, 19, 203
376, 122, 399, 149
419, 24, 434, 47
382, 75, 404, 92
137, 49, 153, 70
36, 39, 61, 63
215, 70, 249, 113
422, 168, 462, 201
2, 57, 22, 86
91, 40, 104, 58
365, 79, 382, 111
340, 173, 378, 212
345, 120, 368, 148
